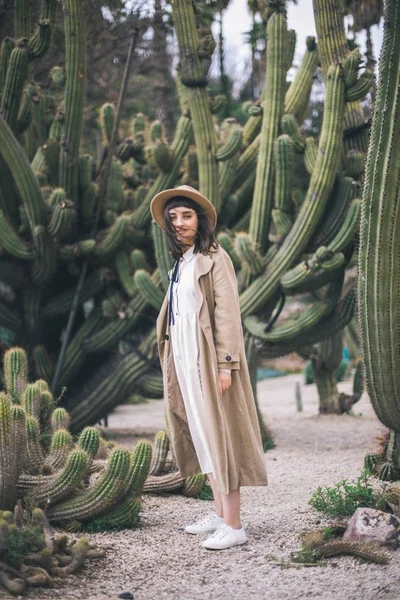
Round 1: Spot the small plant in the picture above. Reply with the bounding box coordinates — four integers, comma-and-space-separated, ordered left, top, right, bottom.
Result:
309, 471, 386, 517
195, 481, 214, 501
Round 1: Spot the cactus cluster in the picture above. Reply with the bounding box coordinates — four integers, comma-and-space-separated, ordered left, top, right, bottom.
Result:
0, 504, 105, 594
0, 347, 154, 535
0, 0, 375, 428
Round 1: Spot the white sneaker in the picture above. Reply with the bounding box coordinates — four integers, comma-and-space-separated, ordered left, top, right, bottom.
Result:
202, 524, 248, 550
185, 514, 224, 535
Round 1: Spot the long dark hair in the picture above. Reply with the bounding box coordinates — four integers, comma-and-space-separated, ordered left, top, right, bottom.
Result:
163, 196, 218, 260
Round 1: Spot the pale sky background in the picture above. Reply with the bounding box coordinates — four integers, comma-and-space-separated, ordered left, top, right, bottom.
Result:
215, 0, 384, 95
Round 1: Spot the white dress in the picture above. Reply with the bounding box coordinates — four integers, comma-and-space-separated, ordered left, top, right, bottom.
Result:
169, 246, 214, 475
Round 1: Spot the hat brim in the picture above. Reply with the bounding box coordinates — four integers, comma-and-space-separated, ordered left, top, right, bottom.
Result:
150, 186, 217, 231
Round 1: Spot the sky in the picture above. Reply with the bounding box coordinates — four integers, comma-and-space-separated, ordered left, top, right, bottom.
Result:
215, 0, 384, 95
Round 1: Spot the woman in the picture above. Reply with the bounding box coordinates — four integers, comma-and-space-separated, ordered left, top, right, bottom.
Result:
151, 185, 268, 551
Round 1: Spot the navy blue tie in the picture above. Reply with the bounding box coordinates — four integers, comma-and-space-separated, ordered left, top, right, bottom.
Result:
169, 259, 180, 326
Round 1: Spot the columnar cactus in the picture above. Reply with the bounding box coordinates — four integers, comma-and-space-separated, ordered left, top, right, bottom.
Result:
358, 0, 400, 477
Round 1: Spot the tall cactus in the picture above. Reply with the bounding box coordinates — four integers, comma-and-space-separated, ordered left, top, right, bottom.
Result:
358, 0, 400, 476
0, 0, 372, 428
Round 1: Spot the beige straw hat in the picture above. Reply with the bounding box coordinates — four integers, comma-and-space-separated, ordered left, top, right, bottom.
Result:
150, 185, 217, 231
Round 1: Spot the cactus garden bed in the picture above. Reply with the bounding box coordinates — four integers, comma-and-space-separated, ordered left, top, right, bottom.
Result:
21, 374, 399, 600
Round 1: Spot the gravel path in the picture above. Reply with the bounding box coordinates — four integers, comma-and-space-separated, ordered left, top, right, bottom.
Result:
24, 375, 399, 600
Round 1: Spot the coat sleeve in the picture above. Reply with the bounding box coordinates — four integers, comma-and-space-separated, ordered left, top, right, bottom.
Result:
212, 249, 243, 371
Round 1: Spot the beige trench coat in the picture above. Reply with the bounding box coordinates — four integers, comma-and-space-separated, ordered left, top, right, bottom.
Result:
156, 246, 268, 495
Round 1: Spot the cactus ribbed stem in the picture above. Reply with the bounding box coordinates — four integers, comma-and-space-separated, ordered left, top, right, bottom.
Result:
249, 8, 288, 250
0, 393, 19, 509
47, 448, 131, 523
46, 428, 74, 470
25, 415, 45, 474
4, 347, 28, 403
134, 269, 164, 310
59, 0, 86, 204
284, 36, 319, 123
150, 432, 169, 476
14, 0, 31, 38
143, 471, 186, 493
51, 407, 70, 432
60, 309, 104, 385
0, 209, 36, 260
31, 449, 88, 506
358, 0, 400, 431
1, 42, 29, 131
131, 116, 192, 231
0, 115, 47, 231
170, 0, 219, 209
240, 64, 345, 317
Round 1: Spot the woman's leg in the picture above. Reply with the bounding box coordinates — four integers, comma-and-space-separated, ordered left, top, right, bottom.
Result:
221, 489, 241, 529
208, 474, 241, 529
207, 473, 223, 518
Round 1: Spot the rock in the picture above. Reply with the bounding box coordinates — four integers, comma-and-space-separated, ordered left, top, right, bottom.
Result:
118, 593, 134, 600
343, 508, 400, 546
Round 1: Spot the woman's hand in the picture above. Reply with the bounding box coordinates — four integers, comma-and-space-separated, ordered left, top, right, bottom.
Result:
218, 371, 232, 397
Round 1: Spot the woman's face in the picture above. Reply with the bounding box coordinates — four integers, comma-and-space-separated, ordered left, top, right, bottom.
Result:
168, 206, 199, 247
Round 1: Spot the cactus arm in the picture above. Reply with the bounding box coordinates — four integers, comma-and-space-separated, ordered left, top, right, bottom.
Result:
16, 83, 35, 134
30, 450, 88, 506
47, 448, 131, 523
170, 0, 219, 209
115, 251, 136, 297
284, 37, 318, 123
248, 287, 356, 357
240, 64, 345, 317
94, 215, 129, 258
28, 20, 52, 60
1, 41, 29, 131
311, 0, 348, 72
4, 347, 28, 403
249, 7, 288, 250
306, 175, 354, 252
137, 372, 164, 397
59, 0, 86, 204
143, 471, 186, 493
0, 115, 47, 231
60, 309, 104, 386
130, 115, 192, 231
313, 0, 368, 153
0, 209, 36, 260
14, 0, 31, 37
134, 269, 165, 310
358, 0, 400, 430
327, 198, 360, 254
216, 129, 243, 161
152, 223, 173, 292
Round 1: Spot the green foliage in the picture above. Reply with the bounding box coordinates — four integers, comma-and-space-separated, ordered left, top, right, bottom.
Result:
309, 471, 386, 517
1, 521, 44, 568
194, 481, 214, 501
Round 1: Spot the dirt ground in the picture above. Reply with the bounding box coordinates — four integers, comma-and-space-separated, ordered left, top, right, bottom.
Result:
16, 375, 400, 600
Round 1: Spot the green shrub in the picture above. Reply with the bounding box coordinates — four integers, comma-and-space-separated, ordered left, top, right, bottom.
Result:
309, 471, 386, 517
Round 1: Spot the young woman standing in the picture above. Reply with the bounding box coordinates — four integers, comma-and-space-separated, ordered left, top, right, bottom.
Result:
151, 185, 268, 550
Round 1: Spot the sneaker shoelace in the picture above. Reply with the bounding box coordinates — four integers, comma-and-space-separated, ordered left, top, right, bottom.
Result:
196, 515, 219, 527
209, 524, 230, 540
